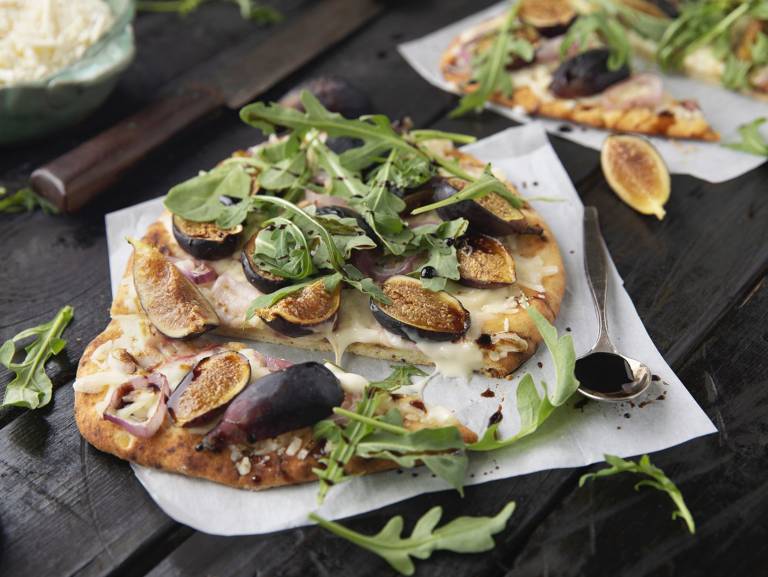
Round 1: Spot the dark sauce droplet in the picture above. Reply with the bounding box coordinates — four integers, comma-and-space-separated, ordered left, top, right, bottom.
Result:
481, 388, 495, 398
421, 266, 437, 279
575, 352, 634, 394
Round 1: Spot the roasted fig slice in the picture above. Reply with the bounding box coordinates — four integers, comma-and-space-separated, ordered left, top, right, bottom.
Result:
240, 231, 292, 293
550, 49, 631, 99
201, 361, 343, 450
130, 239, 219, 339
601, 135, 670, 219
519, 0, 576, 37
433, 178, 542, 236
168, 351, 251, 427
172, 214, 242, 261
457, 235, 516, 288
256, 279, 341, 337
370, 275, 470, 342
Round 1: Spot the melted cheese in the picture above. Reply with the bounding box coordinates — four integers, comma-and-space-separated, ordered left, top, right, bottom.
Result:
324, 362, 368, 394
0, 0, 115, 87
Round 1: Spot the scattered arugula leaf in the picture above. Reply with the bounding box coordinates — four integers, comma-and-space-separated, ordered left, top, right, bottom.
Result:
313, 364, 426, 502
725, 117, 768, 156
469, 307, 579, 451
250, 216, 315, 280
561, 11, 631, 70
0, 186, 58, 215
136, 0, 281, 23
309, 501, 516, 576
1, 306, 74, 409
580, 454, 695, 534
410, 218, 468, 291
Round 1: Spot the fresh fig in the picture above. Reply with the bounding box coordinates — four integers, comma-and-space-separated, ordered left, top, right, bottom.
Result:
130, 239, 219, 339
255, 279, 341, 337
519, 0, 576, 37
172, 214, 242, 261
457, 234, 516, 288
240, 230, 292, 293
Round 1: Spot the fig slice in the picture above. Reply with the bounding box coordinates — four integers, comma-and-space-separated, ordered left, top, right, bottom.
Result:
601, 135, 670, 220
457, 234, 516, 288
550, 49, 631, 99
168, 351, 251, 427
130, 238, 220, 339
255, 279, 341, 337
201, 361, 343, 450
370, 275, 470, 342
519, 0, 576, 37
433, 178, 542, 236
240, 230, 292, 293
172, 214, 242, 261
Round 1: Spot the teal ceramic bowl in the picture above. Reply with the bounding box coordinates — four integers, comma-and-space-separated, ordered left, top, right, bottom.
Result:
0, 0, 135, 146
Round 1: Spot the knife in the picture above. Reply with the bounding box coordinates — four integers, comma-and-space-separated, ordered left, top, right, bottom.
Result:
31, 0, 383, 213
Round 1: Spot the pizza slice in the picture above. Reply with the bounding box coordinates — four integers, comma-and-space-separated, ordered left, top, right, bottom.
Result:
74, 314, 476, 492
442, 0, 719, 141
109, 93, 565, 380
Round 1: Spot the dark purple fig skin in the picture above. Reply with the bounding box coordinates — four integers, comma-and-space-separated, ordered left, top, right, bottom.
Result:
172, 214, 241, 261
550, 49, 630, 99
369, 276, 471, 343
240, 232, 292, 293
432, 178, 542, 236
201, 362, 343, 450
316, 205, 376, 240
395, 176, 441, 213
279, 76, 372, 119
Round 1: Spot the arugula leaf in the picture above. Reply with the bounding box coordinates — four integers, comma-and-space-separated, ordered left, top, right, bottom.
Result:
308, 136, 368, 198
725, 117, 768, 156
258, 148, 307, 191
410, 219, 468, 291
245, 276, 324, 316
469, 307, 579, 452
1, 306, 74, 409
313, 364, 426, 502
410, 168, 523, 215
0, 186, 58, 215
449, 7, 528, 118
561, 12, 631, 70
309, 501, 516, 576
251, 216, 314, 280
722, 53, 753, 90
580, 454, 695, 534
136, 0, 281, 23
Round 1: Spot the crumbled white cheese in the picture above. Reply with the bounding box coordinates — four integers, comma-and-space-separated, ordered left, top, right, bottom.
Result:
0, 0, 115, 87
235, 457, 252, 476
297, 448, 309, 461
285, 436, 302, 457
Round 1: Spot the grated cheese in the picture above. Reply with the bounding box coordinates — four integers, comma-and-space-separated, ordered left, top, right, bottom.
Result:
0, 0, 114, 87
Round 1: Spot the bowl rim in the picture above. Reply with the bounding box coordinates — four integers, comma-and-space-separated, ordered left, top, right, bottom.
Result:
0, 0, 136, 92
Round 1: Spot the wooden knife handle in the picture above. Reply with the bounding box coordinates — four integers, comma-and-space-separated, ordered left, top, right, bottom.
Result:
31, 85, 223, 213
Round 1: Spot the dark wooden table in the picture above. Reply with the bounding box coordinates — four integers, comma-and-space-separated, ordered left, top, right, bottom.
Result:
2, 2, 767, 576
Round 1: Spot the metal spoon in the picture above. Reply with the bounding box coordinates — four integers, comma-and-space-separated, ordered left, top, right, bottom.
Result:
576, 207, 651, 402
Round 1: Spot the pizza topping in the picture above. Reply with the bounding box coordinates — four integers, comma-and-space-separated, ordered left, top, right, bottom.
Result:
255, 279, 341, 337
370, 276, 471, 342
550, 49, 631, 98
103, 373, 170, 438
171, 213, 242, 261
172, 258, 218, 285
428, 177, 541, 236
240, 230, 292, 293
130, 238, 220, 339
167, 351, 251, 427
457, 235, 517, 288
518, 0, 576, 38
599, 73, 664, 110
601, 135, 670, 220
200, 362, 343, 450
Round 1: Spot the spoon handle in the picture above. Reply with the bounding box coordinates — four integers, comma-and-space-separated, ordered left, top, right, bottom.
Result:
583, 207, 613, 351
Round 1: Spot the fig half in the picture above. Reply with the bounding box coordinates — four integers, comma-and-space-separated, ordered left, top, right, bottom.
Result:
168, 351, 251, 427
601, 135, 670, 220
240, 230, 292, 293
130, 239, 219, 339
201, 361, 343, 450
550, 49, 631, 99
255, 279, 341, 337
457, 234, 516, 288
172, 214, 242, 261
519, 0, 576, 37
370, 275, 470, 342
433, 178, 542, 236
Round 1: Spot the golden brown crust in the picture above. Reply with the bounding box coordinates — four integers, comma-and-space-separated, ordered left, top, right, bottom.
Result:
440, 31, 720, 142
75, 320, 476, 491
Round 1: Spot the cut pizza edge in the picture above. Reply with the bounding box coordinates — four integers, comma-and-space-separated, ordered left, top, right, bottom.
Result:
440, 20, 720, 142
74, 315, 478, 492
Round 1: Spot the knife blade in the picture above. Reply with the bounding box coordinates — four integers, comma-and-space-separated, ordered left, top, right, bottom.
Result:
31, 0, 383, 213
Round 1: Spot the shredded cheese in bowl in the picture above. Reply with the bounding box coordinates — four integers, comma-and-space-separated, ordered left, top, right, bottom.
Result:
0, 0, 115, 88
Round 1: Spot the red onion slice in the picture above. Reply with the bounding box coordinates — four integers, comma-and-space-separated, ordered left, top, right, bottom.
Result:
173, 259, 218, 285
103, 373, 170, 438
251, 350, 294, 372
600, 73, 663, 110
351, 250, 423, 283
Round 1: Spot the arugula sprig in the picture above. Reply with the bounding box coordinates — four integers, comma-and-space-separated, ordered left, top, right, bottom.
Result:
725, 117, 768, 156
561, 11, 631, 71
0, 186, 58, 215
469, 307, 580, 451
309, 501, 516, 576
580, 454, 695, 534
136, 0, 282, 23
1, 306, 74, 409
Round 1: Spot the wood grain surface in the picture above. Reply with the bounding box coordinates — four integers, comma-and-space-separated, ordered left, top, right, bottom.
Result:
1, 1, 766, 576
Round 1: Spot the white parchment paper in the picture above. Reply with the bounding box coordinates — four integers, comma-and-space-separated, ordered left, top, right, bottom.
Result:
105, 125, 716, 535
398, 1, 768, 183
